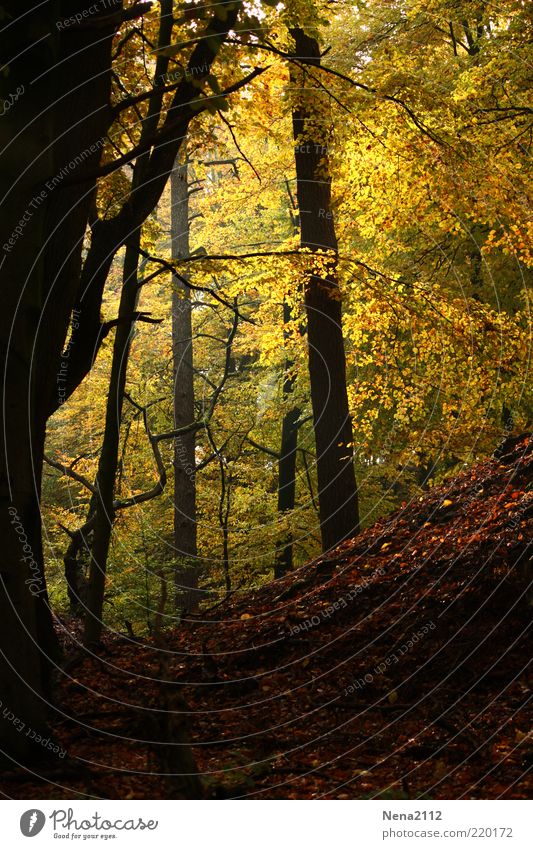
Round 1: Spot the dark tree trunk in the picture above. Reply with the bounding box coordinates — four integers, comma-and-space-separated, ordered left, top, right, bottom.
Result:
469, 224, 485, 302
0, 1, 117, 762
84, 230, 141, 646
170, 156, 199, 611
64, 530, 88, 615
63, 492, 97, 615
275, 186, 301, 578
275, 303, 301, 577
290, 28, 360, 553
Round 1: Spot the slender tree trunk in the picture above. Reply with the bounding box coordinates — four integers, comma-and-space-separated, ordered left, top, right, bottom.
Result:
220, 471, 231, 595
84, 231, 141, 646
276, 409, 300, 575
170, 156, 199, 611
275, 186, 301, 577
275, 302, 301, 577
290, 28, 359, 553
469, 224, 485, 301
64, 493, 97, 615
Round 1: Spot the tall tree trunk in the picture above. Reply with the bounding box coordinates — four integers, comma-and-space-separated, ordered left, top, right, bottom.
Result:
275, 303, 301, 577
0, 1, 116, 762
170, 156, 199, 611
84, 231, 141, 646
275, 185, 301, 578
290, 28, 360, 553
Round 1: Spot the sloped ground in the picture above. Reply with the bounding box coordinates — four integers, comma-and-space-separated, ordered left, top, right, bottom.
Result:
2, 436, 532, 799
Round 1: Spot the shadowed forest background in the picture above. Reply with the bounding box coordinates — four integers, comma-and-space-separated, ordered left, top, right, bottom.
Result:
0, 0, 531, 799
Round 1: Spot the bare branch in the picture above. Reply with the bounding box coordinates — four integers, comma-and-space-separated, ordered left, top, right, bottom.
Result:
246, 437, 280, 460
136, 247, 255, 323
44, 454, 96, 494
217, 110, 262, 182
116, 396, 167, 509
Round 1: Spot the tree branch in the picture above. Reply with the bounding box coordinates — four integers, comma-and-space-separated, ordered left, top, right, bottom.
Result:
136, 247, 255, 323
44, 454, 96, 494
246, 437, 280, 459
115, 397, 167, 509
70, 66, 266, 183
229, 37, 453, 150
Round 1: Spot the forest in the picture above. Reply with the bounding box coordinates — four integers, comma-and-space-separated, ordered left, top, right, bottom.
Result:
0, 0, 531, 802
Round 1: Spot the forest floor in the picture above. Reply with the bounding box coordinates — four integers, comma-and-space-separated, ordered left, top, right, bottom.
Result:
2, 435, 532, 800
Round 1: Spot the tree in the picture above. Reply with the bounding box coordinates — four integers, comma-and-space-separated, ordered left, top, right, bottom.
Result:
275, 183, 302, 577
275, 330, 301, 576
4, 0, 530, 775
170, 154, 199, 610
84, 230, 144, 647
0, 0, 118, 763
289, 26, 360, 553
